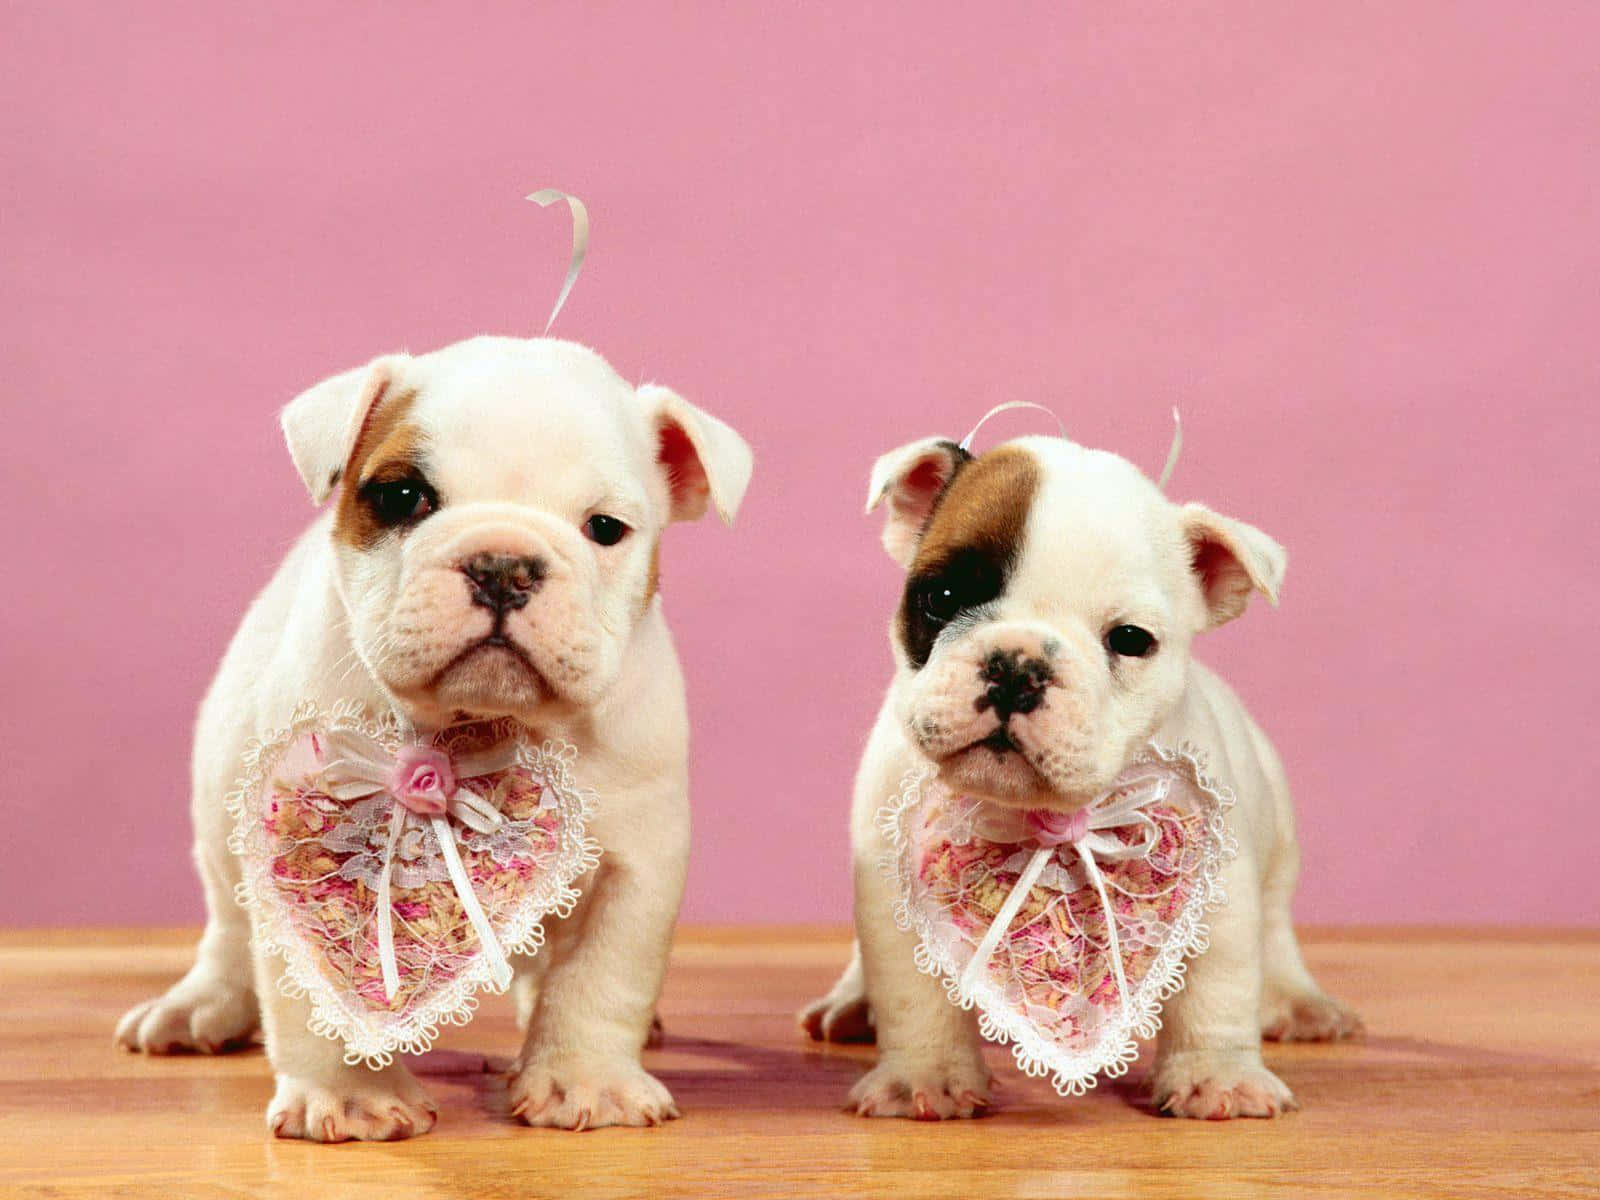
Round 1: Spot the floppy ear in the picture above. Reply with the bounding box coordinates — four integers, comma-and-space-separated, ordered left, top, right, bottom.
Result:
280, 354, 410, 503
637, 384, 754, 525
1181, 502, 1288, 628
866, 438, 970, 567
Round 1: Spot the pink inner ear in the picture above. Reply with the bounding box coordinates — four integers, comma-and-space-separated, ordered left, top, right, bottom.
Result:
1190, 534, 1251, 623
659, 421, 710, 520
894, 456, 954, 523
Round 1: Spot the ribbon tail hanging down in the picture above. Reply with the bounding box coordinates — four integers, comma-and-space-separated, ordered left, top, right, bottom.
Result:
375, 806, 407, 1002
1077, 840, 1132, 1021
430, 815, 514, 991
375, 808, 514, 1002
960, 845, 1054, 997
959, 840, 1133, 1021
959, 783, 1167, 1016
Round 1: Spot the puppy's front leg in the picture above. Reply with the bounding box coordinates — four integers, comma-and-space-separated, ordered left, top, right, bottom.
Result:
256, 944, 438, 1142
849, 843, 992, 1119
1149, 855, 1295, 1119
509, 819, 684, 1130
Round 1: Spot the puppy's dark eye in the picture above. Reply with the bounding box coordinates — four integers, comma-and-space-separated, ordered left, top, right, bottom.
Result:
1105, 624, 1157, 658
910, 551, 1003, 629
584, 514, 629, 546
360, 478, 436, 526
917, 584, 963, 624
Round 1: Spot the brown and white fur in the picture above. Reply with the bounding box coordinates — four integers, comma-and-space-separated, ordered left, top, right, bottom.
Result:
801, 434, 1359, 1120
115, 335, 753, 1140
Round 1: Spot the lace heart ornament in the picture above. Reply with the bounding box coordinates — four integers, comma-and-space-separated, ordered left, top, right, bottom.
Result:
228, 700, 600, 1067
880, 742, 1235, 1096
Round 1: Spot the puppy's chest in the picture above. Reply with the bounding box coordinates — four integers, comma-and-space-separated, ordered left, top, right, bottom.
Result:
227, 702, 604, 1066
879, 742, 1236, 1097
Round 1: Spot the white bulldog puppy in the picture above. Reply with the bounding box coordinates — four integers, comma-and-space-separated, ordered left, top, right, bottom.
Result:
115, 335, 752, 1140
803, 434, 1359, 1120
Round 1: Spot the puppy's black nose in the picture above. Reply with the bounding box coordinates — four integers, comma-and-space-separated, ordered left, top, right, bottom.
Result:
463, 553, 544, 613
977, 649, 1055, 720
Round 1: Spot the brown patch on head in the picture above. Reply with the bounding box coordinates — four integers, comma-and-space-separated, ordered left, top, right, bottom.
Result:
910, 446, 1038, 572
333, 387, 426, 550
897, 445, 1041, 669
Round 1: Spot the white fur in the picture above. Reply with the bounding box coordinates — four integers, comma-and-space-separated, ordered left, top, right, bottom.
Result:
116, 335, 752, 1140
811, 435, 1359, 1120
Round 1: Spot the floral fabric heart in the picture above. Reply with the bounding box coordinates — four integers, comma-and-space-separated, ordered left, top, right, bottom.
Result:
879, 742, 1235, 1096
228, 700, 599, 1067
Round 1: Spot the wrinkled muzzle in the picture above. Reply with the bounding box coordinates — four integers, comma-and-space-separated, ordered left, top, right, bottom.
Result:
365, 506, 619, 714
903, 621, 1110, 801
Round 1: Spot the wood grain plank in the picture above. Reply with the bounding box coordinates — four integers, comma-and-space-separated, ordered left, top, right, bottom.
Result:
0, 928, 1595, 1198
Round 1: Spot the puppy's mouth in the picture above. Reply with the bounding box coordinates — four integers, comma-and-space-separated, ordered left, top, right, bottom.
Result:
422, 633, 552, 713
972, 725, 1019, 755
933, 725, 1104, 812
435, 633, 538, 675
434, 634, 547, 684
934, 726, 1051, 803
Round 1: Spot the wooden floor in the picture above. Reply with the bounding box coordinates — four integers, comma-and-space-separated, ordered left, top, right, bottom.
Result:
1, 929, 1596, 1199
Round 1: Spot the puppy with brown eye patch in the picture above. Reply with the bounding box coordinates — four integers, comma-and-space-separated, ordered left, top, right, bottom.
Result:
358, 475, 437, 526
115, 335, 753, 1140
801, 432, 1361, 1120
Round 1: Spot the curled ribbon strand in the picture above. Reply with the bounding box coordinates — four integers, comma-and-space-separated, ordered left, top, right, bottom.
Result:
318, 732, 521, 1001
526, 188, 589, 335
958, 400, 1068, 453
1157, 407, 1183, 491
958, 777, 1170, 1019
957, 401, 1183, 494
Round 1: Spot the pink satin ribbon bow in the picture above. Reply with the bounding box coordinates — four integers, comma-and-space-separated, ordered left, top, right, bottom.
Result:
314, 731, 520, 1001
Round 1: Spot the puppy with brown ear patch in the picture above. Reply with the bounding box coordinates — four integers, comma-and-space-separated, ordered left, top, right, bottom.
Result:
115, 335, 752, 1140
802, 434, 1359, 1120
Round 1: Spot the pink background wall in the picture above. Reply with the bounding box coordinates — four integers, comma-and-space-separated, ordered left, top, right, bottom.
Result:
3, 3, 1596, 928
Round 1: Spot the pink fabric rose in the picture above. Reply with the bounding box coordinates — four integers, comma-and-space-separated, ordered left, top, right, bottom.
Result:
388, 745, 455, 817
1025, 806, 1090, 847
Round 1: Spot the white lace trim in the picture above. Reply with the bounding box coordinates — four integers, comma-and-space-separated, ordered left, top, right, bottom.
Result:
877, 741, 1236, 1097
226, 699, 601, 1069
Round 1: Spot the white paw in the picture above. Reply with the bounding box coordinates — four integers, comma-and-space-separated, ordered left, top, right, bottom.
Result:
799, 990, 875, 1044
267, 1067, 438, 1142
848, 1053, 992, 1120
509, 1056, 679, 1130
1151, 1050, 1297, 1120
114, 970, 258, 1055
1261, 990, 1364, 1042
